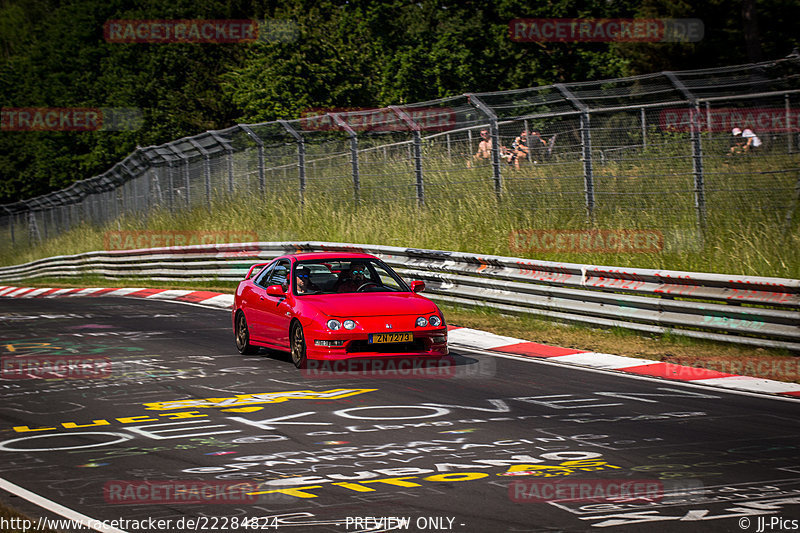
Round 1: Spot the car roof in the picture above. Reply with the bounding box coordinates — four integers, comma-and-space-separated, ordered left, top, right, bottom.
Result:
289, 252, 378, 261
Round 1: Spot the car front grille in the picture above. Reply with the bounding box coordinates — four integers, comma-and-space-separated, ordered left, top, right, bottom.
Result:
346, 339, 427, 354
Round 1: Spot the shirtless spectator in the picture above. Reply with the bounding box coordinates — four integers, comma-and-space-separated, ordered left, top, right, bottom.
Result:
467, 129, 492, 168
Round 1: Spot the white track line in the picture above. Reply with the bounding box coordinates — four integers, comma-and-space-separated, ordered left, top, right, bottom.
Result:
0, 477, 127, 533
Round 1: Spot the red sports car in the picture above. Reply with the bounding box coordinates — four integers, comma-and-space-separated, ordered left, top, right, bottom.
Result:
232, 252, 448, 367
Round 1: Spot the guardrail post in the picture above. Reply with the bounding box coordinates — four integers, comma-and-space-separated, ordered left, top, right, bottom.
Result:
329, 113, 360, 204
467, 94, 502, 199
389, 106, 424, 206
239, 125, 265, 195
278, 120, 307, 207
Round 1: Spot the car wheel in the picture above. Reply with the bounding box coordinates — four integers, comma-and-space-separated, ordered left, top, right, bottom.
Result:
235, 312, 258, 355
291, 323, 307, 369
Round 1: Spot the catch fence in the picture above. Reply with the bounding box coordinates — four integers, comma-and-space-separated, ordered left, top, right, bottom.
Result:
1, 57, 800, 246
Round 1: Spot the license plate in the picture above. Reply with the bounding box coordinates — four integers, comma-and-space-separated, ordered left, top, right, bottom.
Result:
369, 332, 413, 344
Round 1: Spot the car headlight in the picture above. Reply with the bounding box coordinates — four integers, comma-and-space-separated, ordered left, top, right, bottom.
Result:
326, 319, 342, 331
343, 319, 356, 330
415, 316, 428, 327
429, 315, 441, 327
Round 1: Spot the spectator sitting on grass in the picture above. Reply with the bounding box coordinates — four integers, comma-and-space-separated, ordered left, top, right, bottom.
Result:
510, 130, 529, 169
729, 126, 762, 155
467, 129, 492, 168
741, 127, 762, 151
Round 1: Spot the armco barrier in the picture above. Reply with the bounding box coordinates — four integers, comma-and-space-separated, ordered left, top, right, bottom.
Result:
0, 241, 798, 351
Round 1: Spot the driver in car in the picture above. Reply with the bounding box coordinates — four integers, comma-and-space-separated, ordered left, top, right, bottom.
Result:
295, 267, 320, 294
335, 263, 368, 293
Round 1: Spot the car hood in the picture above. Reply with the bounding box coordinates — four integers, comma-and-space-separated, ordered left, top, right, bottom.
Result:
300, 293, 437, 318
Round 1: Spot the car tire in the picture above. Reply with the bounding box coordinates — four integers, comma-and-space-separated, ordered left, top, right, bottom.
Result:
291, 323, 307, 369
235, 312, 258, 355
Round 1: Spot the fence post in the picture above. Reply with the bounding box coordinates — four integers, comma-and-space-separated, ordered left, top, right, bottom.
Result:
556, 84, 594, 221
787, 93, 793, 153
523, 118, 534, 167
209, 131, 235, 195
580, 111, 595, 220
3, 207, 14, 245
691, 103, 707, 232
665, 71, 706, 234
188, 139, 212, 211
167, 160, 176, 211
641, 107, 647, 150
27, 203, 41, 244
329, 113, 360, 204
278, 120, 307, 206
389, 106, 424, 206
166, 144, 191, 207
783, 170, 800, 236
467, 94, 502, 199
119, 163, 137, 214
239, 125, 265, 195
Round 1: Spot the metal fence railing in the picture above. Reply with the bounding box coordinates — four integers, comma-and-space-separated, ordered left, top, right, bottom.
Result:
0, 241, 798, 351
2, 57, 800, 246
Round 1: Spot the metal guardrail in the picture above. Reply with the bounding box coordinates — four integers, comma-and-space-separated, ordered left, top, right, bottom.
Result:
0, 241, 798, 351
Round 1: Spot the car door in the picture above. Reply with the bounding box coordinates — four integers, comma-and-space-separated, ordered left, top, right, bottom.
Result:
241, 262, 274, 341
261, 259, 293, 348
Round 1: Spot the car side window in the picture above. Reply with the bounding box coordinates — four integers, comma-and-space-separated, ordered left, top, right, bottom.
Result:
253, 262, 275, 288
268, 260, 290, 290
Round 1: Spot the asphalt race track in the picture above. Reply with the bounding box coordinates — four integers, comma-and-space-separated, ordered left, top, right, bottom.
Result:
1, 296, 799, 533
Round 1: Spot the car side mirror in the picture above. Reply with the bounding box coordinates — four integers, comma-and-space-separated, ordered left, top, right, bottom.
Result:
410, 280, 425, 293
266, 284, 285, 297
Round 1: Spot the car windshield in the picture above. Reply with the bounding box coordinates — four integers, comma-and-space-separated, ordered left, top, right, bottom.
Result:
293, 258, 409, 295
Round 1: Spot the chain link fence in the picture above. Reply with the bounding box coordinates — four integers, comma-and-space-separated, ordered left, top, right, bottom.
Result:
2, 57, 799, 247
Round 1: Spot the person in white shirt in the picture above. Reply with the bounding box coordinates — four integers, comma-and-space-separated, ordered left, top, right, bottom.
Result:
741, 127, 762, 151
730, 126, 762, 153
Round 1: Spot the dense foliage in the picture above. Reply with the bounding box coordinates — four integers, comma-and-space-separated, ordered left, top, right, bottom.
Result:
1, 0, 798, 204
